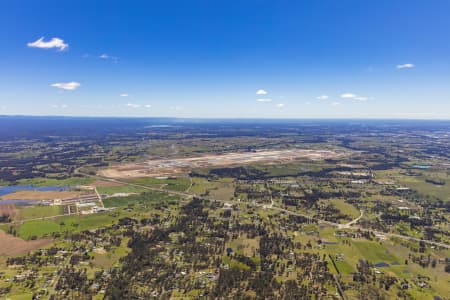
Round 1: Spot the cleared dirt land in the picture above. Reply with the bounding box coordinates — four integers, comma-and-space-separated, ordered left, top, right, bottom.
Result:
0, 230, 51, 256
99, 149, 348, 178
0, 204, 18, 219
0, 190, 84, 201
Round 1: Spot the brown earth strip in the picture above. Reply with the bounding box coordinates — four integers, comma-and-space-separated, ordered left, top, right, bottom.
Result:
0, 190, 83, 200
0, 204, 18, 219
0, 230, 51, 256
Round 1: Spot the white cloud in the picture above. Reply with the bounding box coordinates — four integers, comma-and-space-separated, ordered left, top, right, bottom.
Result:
27, 37, 68, 51
316, 95, 329, 100
126, 103, 141, 108
120, 93, 129, 97
144, 104, 152, 108
396, 63, 415, 69
276, 103, 284, 108
256, 89, 268, 95
340, 93, 368, 101
340, 93, 356, 99
50, 81, 80, 90
170, 105, 182, 111
257, 98, 272, 102
331, 102, 340, 106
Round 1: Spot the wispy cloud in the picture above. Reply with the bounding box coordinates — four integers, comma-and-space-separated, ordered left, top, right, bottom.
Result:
120, 93, 129, 97
27, 37, 68, 51
396, 63, 415, 69
256, 89, 268, 95
316, 95, 329, 100
257, 98, 272, 102
126, 103, 141, 108
276, 103, 284, 108
331, 102, 340, 106
99, 53, 118, 62
125, 103, 151, 109
340, 93, 368, 101
51, 104, 68, 109
50, 81, 80, 90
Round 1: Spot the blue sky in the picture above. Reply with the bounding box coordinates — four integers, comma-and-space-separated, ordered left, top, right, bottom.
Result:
1, 0, 450, 118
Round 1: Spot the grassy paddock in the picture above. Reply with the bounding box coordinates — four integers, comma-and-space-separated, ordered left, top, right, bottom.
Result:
96, 185, 147, 195
21, 205, 63, 219
103, 191, 181, 208
128, 177, 191, 192
17, 212, 125, 239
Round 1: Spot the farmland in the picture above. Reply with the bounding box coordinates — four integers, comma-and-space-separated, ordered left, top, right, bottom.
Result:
0, 118, 449, 299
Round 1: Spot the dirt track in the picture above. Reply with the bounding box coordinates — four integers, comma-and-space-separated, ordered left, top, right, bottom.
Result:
99, 148, 347, 178
0, 230, 51, 256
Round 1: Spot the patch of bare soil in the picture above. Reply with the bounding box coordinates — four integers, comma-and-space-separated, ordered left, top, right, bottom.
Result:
0, 204, 18, 219
0, 190, 83, 200
0, 230, 51, 256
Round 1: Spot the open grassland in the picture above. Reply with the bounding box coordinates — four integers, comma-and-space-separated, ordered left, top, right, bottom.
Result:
327, 199, 360, 219
352, 241, 398, 263
399, 174, 450, 201
92, 238, 131, 269
21, 205, 62, 219
96, 185, 147, 195
190, 177, 235, 201
127, 176, 191, 192
103, 191, 182, 208
375, 168, 450, 202
17, 212, 123, 239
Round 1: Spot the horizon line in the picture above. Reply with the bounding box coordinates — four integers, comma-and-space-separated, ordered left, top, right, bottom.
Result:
1, 114, 450, 121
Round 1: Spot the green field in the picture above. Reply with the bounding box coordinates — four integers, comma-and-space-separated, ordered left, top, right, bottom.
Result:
18, 212, 122, 239
128, 177, 191, 192
103, 190, 182, 208
399, 174, 450, 201
352, 240, 398, 263
96, 185, 148, 195
328, 199, 360, 219
21, 205, 63, 219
